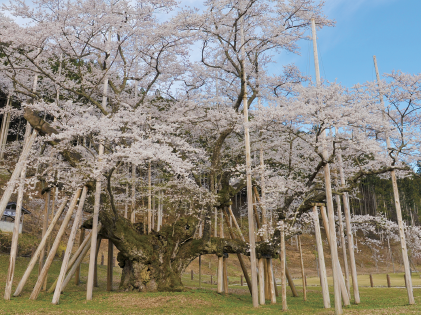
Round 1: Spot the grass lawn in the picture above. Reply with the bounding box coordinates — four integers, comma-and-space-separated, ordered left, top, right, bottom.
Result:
1, 254, 421, 314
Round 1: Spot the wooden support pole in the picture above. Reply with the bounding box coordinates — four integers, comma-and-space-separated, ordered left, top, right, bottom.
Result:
267, 258, 276, 304
228, 205, 245, 242
298, 235, 307, 302
125, 184, 128, 219
214, 208, 218, 237
0, 130, 37, 220
147, 161, 151, 232
131, 163, 136, 223
373, 55, 414, 305
223, 256, 228, 294
334, 172, 351, 298
28, 190, 81, 300
369, 274, 373, 288
241, 275, 243, 286
191, 270, 194, 280
13, 196, 69, 297
312, 206, 330, 308
107, 240, 113, 291
320, 206, 350, 306
75, 228, 86, 285
223, 208, 252, 294
311, 18, 342, 314
258, 258, 265, 304
387, 274, 391, 287
217, 256, 223, 293
44, 188, 57, 291
94, 238, 102, 287
264, 259, 270, 299
280, 222, 287, 311
0, 94, 11, 160
39, 191, 50, 281
52, 186, 88, 304
240, 10, 259, 307
87, 142, 104, 300
48, 231, 93, 293
4, 158, 27, 300
337, 134, 360, 304
285, 265, 298, 297
61, 237, 91, 292
220, 208, 224, 238
199, 255, 202, 288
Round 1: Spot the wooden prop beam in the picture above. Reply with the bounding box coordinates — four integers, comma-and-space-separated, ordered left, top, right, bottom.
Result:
48, 231, 92, 293
312, 206, 330, 308
52, 186, 88, 304
13, 196, 69, 297
298, 235, 307, 301
29, 189, 82, 300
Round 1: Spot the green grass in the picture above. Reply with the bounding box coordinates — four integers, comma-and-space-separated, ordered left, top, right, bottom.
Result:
1, 254, 421, 314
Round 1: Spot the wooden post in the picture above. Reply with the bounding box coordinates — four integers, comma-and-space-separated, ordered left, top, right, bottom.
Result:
131, 163, 136, 223
61, 237, 91, 292
101, 254, 104, 266
320, 205, 350, 306
312, 18, 342, 314
48, 231, 93, 293
373, 55, 414, 305
107, 240, 113, 291
217, 256, 223, 293
334, 172, 350, 298
337, 136, 360, 304
87, 142, 104, 300
298, 235, 307, 302
258, 258, 265, 304
218, 208, 224, 238
223, 255, 228, 294
44, 187, 57, 290
94, 238, 102, 287
0, 68, 39, 221
199, 255, 202, 288
124, 184, 128, 219
191, 269, 194, 281
267, 258, 277, 304
0, 130, 37, 220
241, 275, 243, 286
369, 274, 373, 288
87, 34, 109, 299
52, 186, 88, 304
280, 222, 287, 311
312, 206, 330, 308
75, 228, 85, 285
13, 196, 69, 297
28, 189, 81, 300
147, 161, 151, 233
0, 94, 11, 160
240, 9, 259, 307
211, 275, 213, 285
387, 274, 391, 287
223, 208, 252, 294
285, 265, 299, 297
4, 156, 28, 300
214, 208, 218, 237
264, 259, 270, 299
39, 191, 50, 287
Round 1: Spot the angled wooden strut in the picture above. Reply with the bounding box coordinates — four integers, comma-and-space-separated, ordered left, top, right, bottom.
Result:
13, 195, 70, 297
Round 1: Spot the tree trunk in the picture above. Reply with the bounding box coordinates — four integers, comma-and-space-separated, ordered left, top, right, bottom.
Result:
82, 210, 275, 293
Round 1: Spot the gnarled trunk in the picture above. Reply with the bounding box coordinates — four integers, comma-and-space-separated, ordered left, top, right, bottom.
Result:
82, 210, 272, 292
